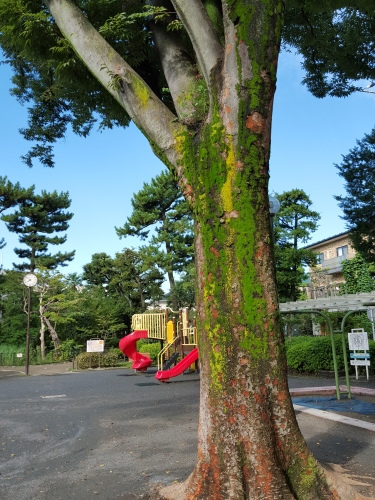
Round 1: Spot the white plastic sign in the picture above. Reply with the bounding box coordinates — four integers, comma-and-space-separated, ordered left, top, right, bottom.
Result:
86, 339, 105, 352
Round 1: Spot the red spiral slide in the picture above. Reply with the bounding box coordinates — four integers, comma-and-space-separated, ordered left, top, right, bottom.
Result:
119, 330, 152, 371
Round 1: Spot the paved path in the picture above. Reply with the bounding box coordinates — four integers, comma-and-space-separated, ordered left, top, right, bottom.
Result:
1, 365, 375, 498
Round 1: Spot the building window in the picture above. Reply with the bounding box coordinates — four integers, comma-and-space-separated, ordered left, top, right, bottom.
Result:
337, 245, 348, 257
317, 253, 324, 264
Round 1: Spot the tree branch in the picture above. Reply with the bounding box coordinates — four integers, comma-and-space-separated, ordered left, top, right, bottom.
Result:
44, 0, 186, 168
149, 13, 200, 124
171, 0, 222, 87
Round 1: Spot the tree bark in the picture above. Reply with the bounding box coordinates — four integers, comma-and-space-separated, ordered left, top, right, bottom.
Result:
43, 314, 60, 349
44, 0, 342, 497
39, 303, 46, 361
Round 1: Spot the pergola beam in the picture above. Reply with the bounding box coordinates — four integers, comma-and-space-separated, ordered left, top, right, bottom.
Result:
280, 292, 375, 312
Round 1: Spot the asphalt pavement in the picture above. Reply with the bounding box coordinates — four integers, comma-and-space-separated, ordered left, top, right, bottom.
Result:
1, 364, 375, 499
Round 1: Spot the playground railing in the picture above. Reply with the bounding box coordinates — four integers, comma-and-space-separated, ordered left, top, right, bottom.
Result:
181, 326, 197, 345
131, 313, 167, 340
157, 337, 179, 370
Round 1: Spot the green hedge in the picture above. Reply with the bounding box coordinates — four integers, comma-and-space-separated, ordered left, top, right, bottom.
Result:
138, 341, 161, 364
75, 348, 122, 369
285, 335, 375, 373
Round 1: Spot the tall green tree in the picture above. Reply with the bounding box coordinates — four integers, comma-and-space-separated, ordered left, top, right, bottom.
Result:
116, 169, 194, 293
2, 190, 75, 272
0, 269, 38, 345
274, 189, 320, 302
0, 1, 372, 497
0, 177, 34, 250
335, 128, 375, 262
83, 249, 164, 314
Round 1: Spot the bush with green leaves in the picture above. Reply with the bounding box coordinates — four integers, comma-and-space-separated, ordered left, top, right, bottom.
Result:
75, 348, 122, 369
138, 340, 161, 364
285, 335, 375, 373
52, 340, 84, 361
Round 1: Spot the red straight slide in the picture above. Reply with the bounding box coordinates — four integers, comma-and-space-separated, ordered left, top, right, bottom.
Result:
119, 330, 152, 371
155, 347, 199, 382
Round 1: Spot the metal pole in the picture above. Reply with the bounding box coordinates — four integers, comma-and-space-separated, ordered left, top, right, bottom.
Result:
25, 286, 31, 376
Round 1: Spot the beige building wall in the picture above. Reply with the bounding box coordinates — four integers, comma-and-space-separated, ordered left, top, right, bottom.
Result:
305, 232, 356, 286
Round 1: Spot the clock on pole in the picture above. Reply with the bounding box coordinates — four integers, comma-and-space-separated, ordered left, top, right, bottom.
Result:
23, 273, 37, 375
23, 273, 38, 287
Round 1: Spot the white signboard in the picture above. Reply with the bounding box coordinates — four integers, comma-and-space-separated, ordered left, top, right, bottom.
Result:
350, 359, 371, 366
86, 339, 105, 353
348, 329, 371, 380
348, 329, 369, 351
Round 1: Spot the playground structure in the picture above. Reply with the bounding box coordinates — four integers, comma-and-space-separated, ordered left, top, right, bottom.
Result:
119, 308, 198, 382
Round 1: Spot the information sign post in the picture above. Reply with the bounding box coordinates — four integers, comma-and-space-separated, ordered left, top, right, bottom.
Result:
348, 328, 370, 380
86, 339, 105, 369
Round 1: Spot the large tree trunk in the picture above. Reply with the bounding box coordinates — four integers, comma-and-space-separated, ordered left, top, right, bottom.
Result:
45, 0, 343, 497
159, 116, 332, 500
159, 3, 333, 495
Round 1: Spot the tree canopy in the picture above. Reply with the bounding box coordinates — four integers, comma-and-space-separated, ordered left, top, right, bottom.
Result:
0, 177, 34, 250
0, 1, 373, 167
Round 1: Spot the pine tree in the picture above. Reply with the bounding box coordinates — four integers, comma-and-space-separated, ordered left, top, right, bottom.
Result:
116, 170, 194, 293
274, 189, 320, 302
335, 128, 375, 262
0, 177, 34, 250
2, 190, 75, 271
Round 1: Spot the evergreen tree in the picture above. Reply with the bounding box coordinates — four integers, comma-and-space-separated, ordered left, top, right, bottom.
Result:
116, 170, 194, 293
0, 269, 38, 345
335, 128, 375, 262
274, 189, 320, 302
2, 190, 75, 271
83, 249, 164, 314
0, 177, 34, 250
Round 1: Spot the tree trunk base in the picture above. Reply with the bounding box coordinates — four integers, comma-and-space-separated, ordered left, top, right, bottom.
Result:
152, 466, 369, 500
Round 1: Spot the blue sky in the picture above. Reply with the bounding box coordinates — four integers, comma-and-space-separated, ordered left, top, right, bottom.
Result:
0, 50, 374, 278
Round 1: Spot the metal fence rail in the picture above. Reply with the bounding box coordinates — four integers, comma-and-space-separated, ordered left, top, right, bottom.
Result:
131, 313, 167, 340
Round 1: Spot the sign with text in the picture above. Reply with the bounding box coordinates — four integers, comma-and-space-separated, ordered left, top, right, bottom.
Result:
348, 329, 370, 379
348, 329, 369, 351
86, 339, 105, 353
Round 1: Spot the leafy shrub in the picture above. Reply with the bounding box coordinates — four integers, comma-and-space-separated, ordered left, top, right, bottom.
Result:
52, 340, 84, 361
285, 335, 375, 373
75, 348, 122, 369
138, 341, 161, 364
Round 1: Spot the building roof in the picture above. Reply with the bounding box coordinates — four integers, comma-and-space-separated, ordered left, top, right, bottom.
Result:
304, 231, 351, 250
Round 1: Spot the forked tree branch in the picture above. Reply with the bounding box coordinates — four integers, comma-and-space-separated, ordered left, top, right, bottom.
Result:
44, 0, 186, 168
171, 0, 223, 87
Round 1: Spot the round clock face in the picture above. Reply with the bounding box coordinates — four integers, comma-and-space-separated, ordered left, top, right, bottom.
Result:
23, 273, 38, 287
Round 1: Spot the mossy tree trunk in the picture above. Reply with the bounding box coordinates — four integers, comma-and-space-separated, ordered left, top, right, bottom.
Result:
45, 0, 337, 497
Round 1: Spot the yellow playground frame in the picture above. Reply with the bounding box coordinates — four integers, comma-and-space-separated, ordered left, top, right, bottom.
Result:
131, 308, 197, 370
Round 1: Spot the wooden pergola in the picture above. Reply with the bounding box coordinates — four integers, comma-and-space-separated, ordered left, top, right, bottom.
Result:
279, 292, 375, 399
280, 291, 375, 313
